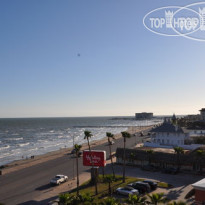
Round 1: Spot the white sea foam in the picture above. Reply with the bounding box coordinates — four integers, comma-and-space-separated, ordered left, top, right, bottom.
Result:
18, 142, 30, 147
0, 145, 10, 150
58, 136, 64, 139
7, 137, 23, 141
11, 133, 19, 136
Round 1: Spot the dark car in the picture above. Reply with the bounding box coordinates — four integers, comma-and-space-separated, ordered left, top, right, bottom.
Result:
141, 165, 158, 172
143, 180, 157, 190
128, 181, 151, 193
71, 149, 82, 157
127, 183, 146, 194
162, 167, 178, 174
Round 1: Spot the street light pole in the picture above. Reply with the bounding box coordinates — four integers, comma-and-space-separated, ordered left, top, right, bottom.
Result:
72, 134, 75, 180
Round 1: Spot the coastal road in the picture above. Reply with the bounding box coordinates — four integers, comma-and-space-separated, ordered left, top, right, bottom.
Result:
0, 130, 149, 205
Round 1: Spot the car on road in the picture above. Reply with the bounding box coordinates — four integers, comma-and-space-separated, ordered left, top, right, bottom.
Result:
128, 181, 151, 193
143, 180, 157, 190
71, 149, 82, 157
50, 175, 68, 185
162, 167, 178, 174
141, 165, 158, 172
116, 186, 139, 196
108, 140, 114, 145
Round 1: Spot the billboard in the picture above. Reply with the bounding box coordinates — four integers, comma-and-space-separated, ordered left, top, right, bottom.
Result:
83, 150, 106, 167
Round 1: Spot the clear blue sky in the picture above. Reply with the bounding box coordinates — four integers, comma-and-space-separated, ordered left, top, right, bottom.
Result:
0, 0, 204, 118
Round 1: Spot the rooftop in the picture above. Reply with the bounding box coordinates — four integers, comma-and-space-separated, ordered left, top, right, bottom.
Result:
192, 178, 205, 191
151, 122, 184, 133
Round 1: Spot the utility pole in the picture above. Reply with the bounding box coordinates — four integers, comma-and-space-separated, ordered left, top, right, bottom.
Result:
72, 134, 75, 180
134, 126, 137, 146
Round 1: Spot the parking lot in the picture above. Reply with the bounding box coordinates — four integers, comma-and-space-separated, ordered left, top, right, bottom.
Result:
111, 163, 202, 203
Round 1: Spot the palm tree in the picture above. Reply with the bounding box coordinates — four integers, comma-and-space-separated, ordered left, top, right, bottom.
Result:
103, 174, 115, 195
125, 194, 147, 204
84, 130, 98, 195
130, 152, 136, 164
174, 147, 184, 171
147, 193, 168, 205
196, 149, 205, 175
58, 193, 73, 205
74, 144, 82, 196
100, 197, 120, 205
106, 132, 115, 178
121, 131, 131, 183
77, 192, 94, 204
146, 149, 154, 165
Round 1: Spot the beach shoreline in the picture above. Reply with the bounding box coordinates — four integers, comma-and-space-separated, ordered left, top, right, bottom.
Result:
1, 125, 153, 175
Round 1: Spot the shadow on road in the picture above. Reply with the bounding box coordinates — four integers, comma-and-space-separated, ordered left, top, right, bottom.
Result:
35, 183, 53, 191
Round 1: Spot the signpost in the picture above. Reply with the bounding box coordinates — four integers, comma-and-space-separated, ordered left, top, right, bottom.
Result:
83, 150, 106, 167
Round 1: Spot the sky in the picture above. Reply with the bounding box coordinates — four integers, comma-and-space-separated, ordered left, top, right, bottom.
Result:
0, 0, 205, 118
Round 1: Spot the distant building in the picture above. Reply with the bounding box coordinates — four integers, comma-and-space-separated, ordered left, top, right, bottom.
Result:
186, 114, 201, 122
192, 178, 205, 205
183, 128, 205, 137
200, 108, 205, 121
135, 112, 153, 120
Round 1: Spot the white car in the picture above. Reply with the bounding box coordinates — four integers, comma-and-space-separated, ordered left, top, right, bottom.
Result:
116, 186, 139, 196
50, 175, 68, 185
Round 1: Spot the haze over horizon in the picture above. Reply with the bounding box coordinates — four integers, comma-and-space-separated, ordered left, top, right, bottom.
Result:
1, 0, 204, 118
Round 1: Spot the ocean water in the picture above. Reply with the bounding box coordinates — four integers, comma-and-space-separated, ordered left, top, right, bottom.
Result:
0, 117, 161, 166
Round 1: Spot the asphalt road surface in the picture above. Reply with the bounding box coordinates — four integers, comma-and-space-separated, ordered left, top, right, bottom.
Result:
0, 130, 149, 205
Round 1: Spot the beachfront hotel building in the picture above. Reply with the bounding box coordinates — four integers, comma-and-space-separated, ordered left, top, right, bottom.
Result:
200, 108, 205, 121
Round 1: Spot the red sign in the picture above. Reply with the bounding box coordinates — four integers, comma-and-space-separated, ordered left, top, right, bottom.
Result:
83, 150, 106, 167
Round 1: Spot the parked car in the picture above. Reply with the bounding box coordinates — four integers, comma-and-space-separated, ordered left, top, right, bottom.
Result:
128, 181, 151, 193
143, 180, 157, 190
141, 165, 158, 172
71, 149, 82, 157
116, 186, 139, 196
50, 175, 68, 185
162, 167, 178, 174
127, 183, 146, 194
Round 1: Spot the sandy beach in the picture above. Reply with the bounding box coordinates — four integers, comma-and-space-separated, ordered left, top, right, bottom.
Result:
1, 125, 153, 175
